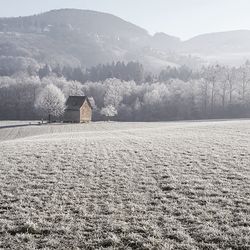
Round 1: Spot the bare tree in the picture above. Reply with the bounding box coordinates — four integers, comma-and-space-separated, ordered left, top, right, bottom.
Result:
225, 66, 236, 105
237, 64, 250, 104
202, 65, 220, 115
216, 66, 229, 111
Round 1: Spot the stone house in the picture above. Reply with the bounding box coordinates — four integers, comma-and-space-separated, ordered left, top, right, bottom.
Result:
64, 96, 92, 123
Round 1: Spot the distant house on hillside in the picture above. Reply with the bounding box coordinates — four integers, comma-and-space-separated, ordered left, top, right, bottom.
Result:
64, 96, 92, 123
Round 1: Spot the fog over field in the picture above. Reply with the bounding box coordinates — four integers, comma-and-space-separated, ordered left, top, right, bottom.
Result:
0, 121, 250, 249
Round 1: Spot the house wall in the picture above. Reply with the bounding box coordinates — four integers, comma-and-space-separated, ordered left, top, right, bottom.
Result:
64, 110, 80, 123
80, 101, 92, 122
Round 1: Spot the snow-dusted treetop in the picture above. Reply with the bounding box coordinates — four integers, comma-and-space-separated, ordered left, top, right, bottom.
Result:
35, 84, 66, 120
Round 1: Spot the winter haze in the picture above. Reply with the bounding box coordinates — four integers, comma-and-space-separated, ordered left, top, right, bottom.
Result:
0, 1, 250, 250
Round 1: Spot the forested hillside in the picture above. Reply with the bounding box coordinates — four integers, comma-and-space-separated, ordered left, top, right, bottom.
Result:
0, 9, 199, 72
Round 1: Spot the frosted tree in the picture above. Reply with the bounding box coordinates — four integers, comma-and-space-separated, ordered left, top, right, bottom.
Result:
35, 84, 66, 122
202, 65, 220, 115
103, 78, 124, 108
223, 66, 236, 106
82, 81, 105, 108
134, 97, 141, 111
38, 64, 52, 79
42, 76, 68, 91
88, 96, 96, 110
215, 66, 227, 111
100, 105, 117, 120
236, 63, 250, 104
67, 81, 84, 96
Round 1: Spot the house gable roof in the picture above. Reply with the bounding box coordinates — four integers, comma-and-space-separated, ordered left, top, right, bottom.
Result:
66, 96, 93, 110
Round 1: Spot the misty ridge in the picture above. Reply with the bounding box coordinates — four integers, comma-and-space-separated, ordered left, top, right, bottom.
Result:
1, 8, 250, 121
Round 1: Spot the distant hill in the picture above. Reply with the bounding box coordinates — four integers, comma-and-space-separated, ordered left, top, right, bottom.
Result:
183, 30, 250, 54
0, 9, 201, 71
151, 32, 181, 51
0, 9, 149, 67
181, 30, 250, 65
1, 9, 250, 71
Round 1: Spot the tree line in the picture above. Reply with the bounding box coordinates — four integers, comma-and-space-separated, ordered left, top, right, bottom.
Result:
1, 63, 250, 121
0, 55, 196, 83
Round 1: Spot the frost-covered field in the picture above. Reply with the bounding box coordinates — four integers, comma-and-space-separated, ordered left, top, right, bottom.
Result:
0, 120, 249, 249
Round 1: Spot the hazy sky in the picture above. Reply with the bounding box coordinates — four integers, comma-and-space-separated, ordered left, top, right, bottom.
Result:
0, 0, 250, 40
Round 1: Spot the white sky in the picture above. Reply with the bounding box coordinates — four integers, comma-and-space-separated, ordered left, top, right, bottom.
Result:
0, 0, 250, 40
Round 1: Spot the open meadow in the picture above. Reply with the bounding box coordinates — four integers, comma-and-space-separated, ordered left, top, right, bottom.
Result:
0, 120, 249, 249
